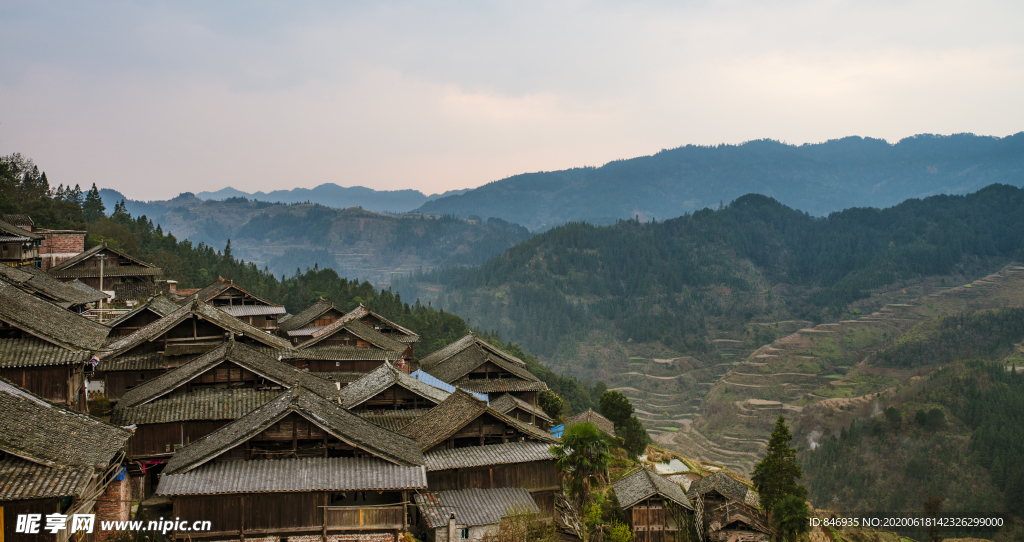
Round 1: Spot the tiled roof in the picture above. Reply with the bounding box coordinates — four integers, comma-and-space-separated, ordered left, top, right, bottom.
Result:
50, 265, 162, 279
303, 318, 407, 352
415, 487, 539, 529
163, 387, 424, 474
286, 326, 324, 337
341, 304, 420, 344
0, 280, 109, 352
2, 214, 34, 228
157, 456, 427, 496
194, 277, 282, 308
220, 305, 287, 317
456, 379, 548, 394
116, 340, 340, 408
565, 409, 617, 438
409, 370, 489, 403
0, 458, 96, 501
100, 298, 291, 360
310, 372, 366, 384
282, 346, 402, 361
424, 441, 555, 471
106, 294, 180, 328
0, 377, 131, 469
687, 472, 758, 504
111, 388, 281, 425
49, 242, 155, 273
95, 351, 194, 372
340, 363, 450, 409
359, 409, 430, 432
0, 338, 88, 368
0, 264, 106, 307
489, 394, 553, 424
419, 333, 525, 370
420, 334, 539, 387
0, 218, 43, 241
613, 468, 693, 510
277, 298, 338, 332
705, 500, 771, 534
401, 390, 557, 451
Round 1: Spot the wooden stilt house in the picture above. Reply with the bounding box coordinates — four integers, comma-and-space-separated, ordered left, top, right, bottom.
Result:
47, 242, 162, 298
612, 468, 694, 542
0, 280, 109, 411
489, 393, 554, 430
191, 277, 286, 332
686, 472, 769, 542
287, 317, 411, 367
339, 362, 450, 412
155, 387, 428, 541
280, 300, 420, 357
417, 333, 547, 403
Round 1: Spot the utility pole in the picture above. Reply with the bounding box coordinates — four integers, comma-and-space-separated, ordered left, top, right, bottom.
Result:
98, 253, 106, 316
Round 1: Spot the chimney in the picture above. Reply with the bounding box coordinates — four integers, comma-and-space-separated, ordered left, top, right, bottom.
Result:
448, 513, 457, 542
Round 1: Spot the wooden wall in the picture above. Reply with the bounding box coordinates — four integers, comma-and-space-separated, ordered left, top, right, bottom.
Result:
2, 497, 60, 542
0, 365, 81, 410
128, 421, 230, 459
425, 460, 559, 493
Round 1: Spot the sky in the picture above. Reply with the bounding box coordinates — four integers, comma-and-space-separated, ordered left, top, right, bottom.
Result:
2, 1, 1022, 201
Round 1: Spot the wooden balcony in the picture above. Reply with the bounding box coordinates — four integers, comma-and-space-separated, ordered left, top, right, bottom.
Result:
325, 505, 406, 530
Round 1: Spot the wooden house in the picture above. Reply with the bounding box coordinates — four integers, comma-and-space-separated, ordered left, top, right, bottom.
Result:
104, 295, 180, 338
1, 377, 132, 542
339, 362, 450, 412
192, 277, 286, 332
47, 242, 162, 298
155, 387, 428, 541
490, 393, 554, 430
414, 487, 541, 542
276, 297, 347, 337
279, 344, 403, 377
290, 317, 411, 361
95, 299, 292, 402
613, 468, 694, 542
0, 217, 43, 267
0, 280, 109, 411
0, 262, 107, 311
686, 472, 769, 542
280, 300, 420, 356
564, 409, 617, 439
417, 333, 547, 403
110, 340, 343, 462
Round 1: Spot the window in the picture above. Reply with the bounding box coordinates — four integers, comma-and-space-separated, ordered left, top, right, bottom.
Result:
459, 528, 469, 540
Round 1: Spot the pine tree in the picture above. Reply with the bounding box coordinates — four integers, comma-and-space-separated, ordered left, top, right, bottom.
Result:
752, 415, 807, 513
83, 183, 105, 221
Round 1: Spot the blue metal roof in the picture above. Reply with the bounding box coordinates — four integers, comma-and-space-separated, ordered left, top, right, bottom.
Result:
410, 370, 489, 404
550, 424, 564, 438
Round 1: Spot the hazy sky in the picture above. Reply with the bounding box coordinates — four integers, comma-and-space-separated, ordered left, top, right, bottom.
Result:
2, 1, 1022, 201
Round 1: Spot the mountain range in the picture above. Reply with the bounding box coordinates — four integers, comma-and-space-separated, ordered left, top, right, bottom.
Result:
195, 184, 469, 214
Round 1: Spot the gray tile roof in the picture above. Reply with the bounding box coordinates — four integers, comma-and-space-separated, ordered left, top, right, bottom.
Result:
489, 394, 553, 424
111, 388, 281, 425
51, 265, 162, 279
303, 318, 408, 352
0, 338, 89, 368
0, 263, 106, 307
277, 297, 339, 333
116, 340, 340, 408
220, 305, 287, 317
456, 379, 548, 394
193, 277, 283, 309
282, 345, 402, 362
401, 389, 557, 451
1, 214, 34, 228
105, 294, 180, 328
0, 279, 110, 352
415, 487, 539, 529
342, 304, 420, 344
613, 468, 693, 510
424, 441, 555, 471
565, 409, 617, 438
0, 458, 96, 501
163, 387, 424, 475
0, 377, 131, 469
0, 218, 44, 241
340, 363, 450, 409
420, 334, 540, 387
359, 409, 430, 432
686, 472, 758, 504
419, 333, 526, 370
101, 298, 291, 360
95, 351, 192, 372
157, 456, 427, 496
48, 242, 156, 273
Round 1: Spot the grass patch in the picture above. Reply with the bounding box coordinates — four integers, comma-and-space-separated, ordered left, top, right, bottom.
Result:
658, 427, 680, 432
823, 374, 844, 379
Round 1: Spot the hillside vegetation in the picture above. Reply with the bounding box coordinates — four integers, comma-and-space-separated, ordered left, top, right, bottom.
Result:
416, 133, 1024, 230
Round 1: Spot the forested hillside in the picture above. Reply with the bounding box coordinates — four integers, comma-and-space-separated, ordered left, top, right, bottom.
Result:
98, 189, 532, 283
416, 133, 1024, 230
194, 183, 467, 212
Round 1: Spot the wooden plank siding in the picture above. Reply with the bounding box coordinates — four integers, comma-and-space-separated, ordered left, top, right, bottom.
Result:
128, 421, 230, 459
0, 365, 84, 412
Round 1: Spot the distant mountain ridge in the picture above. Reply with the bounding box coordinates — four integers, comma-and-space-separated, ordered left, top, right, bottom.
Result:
414, 132, 1024, 230
195, 184, 469, 214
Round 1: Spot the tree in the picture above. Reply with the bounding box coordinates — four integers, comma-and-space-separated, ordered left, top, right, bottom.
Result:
772, 495, 810, 542
539, 390, 567, 422
752, 415, 807, 513
599, 390, 634, 427
550, 422, 613, 509
83, 183, 105, 221
618, 416, 651, 459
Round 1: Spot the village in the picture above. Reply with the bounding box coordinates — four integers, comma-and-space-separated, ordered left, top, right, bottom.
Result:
1, 213, 775, 542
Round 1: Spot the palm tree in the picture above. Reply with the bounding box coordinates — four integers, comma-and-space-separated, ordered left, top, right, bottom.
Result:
550, 422, 613, 508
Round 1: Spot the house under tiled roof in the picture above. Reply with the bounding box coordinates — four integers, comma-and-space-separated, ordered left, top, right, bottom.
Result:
301, 317, 408, 352
192, 277, 284, 313
565, 409, 617, 438
418, 333, 545, 393
423, 441, 555, 472
163, 387, 425, 475
687, 471, 760, 506
490, 393, 553, 424
281, 345, 402, 362
339, 362, 450, 410
415, 487, 539, 529
613, 467, 693, 510
0, 263, 106, 308
2, 214, 34, 229
277, 297, 343, 333
0, 338, 89, 368
111, 387, 281, 425
419, 333, 525, 369
401, 389, 557, 452
0, 218, 43, 242
100, 298, 291, 360
157, 456, 427, 496
341, 304, 420, 344
359, 409, 431, 432
48, 242, 161, 278
0, 377, 130, 469
105, 294, 180, 328
0, 279, 109, 352
115, 340, 340, 408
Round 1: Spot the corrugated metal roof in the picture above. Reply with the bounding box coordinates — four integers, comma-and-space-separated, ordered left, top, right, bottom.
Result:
0, 338, 88, 368
613, 468, 693, 510
409, 371, 488, 403
424, 441, 555, 471
111, 388, 281, 425
415, 487, 539, 529
156, 456, 427, 495
0, 458, 96, 500
220, 305, 287, 317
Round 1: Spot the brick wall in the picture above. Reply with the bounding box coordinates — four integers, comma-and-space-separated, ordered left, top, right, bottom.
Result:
95, 478, 131, 542
38, 231, 85, 271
